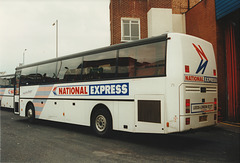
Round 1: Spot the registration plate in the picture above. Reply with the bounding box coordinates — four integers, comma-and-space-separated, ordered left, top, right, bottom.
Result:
199, 115, 208, 122
192, 104, 213, 113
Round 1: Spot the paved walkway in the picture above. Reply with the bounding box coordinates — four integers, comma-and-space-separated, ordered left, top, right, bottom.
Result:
217, 121, 240, 134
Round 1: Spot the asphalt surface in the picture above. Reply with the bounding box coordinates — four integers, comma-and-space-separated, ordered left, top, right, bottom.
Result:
1, 108, 239, 163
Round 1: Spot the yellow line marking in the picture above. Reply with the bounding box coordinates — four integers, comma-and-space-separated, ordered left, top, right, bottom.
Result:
220, 122, 240, 128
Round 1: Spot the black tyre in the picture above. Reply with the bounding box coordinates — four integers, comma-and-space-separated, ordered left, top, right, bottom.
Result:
26, 104, 35, 123
92, 108, 112, 137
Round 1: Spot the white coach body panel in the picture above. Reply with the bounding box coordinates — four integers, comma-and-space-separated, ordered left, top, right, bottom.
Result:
17, 33, 217, 135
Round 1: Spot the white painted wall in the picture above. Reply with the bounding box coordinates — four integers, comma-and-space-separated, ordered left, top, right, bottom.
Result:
148, 8, 173, 37
148, 8, 186, 37
172, 14, 186, 34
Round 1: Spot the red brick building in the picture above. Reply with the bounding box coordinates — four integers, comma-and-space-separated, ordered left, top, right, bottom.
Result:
110, 0, 200, 45
110, 0, 172, 45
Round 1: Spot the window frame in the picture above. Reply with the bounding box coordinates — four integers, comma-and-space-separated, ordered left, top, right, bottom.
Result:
82, 50, 118, 81
0, 75, 15, 88
121, 18, 141, 42
17, 34, 168, 86
57, 57, 83, 83
20, 66, 38, 86
117, 41, 167, 78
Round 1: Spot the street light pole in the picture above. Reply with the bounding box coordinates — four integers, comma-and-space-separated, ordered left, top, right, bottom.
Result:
53, 20, 58, 58
23, 49, 27, 65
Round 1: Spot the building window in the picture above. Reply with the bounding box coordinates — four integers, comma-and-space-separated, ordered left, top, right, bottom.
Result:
121, 18, 140, 42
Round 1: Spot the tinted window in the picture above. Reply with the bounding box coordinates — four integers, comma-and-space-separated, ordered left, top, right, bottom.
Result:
83, 51, 117, 80
118, 41, 166, 78
20, 66, 37, 86
37, 62, 57, 84
0, 75, 14, 88
57, 57, 82, 82
15, 71, 21, 95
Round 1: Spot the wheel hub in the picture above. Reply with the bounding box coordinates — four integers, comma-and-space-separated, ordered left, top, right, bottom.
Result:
27, 109, 33, 118
95, 115, 106, 132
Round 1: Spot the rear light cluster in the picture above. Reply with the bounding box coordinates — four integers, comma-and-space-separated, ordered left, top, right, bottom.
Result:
214, 98, 217, 110
186, 118, 190, 125
185, 65, 190, 73
213, 69, 216, 76
186, 99, 190, 113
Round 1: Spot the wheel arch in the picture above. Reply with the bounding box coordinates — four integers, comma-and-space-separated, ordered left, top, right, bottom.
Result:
25, 101, 34, 117
90, 103, 113, 127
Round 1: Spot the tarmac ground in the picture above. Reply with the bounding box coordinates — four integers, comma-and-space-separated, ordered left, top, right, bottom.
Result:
1, 107, 240, 163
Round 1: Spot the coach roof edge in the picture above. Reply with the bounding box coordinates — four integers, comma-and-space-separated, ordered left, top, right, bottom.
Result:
0, 74, 15, 78
15, 34, 168, 70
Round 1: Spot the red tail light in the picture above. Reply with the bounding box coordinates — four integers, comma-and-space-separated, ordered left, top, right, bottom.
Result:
186, 118, 190, 125
186, 99, 190, 113
213, 69, 216, 76
214, 98, 217, 110
185, 65, 190, 73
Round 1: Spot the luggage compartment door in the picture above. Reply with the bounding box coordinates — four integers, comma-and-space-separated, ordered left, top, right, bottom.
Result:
134, 95, 165, 133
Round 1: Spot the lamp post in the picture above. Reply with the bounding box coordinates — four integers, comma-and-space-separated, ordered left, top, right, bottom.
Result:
23, 49, 27, 65
53, 20, 58, 58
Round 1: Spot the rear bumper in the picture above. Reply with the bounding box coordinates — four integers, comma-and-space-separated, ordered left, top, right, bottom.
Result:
179, 112, 217, 132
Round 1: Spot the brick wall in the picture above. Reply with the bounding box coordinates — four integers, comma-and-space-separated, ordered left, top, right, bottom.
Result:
110, 0, 171, 45
185, 0, 217, 54
172, 0, 201, 14
110, 0, 202, 45
110, 0, 147, 45
147, 0, 171, 11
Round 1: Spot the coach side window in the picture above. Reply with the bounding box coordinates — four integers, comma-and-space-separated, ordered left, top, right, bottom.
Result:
82, 51, 117, 80
0, 76, 13, 88
57, 57, 83, 82
37, 62, 57, 84
118, 41, 166, 78
20, 66, 37, 86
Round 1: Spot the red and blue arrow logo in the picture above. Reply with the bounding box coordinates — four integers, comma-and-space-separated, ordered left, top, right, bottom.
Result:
193, 43, 208, 74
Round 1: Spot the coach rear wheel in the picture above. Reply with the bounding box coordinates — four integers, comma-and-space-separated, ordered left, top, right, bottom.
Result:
92, 108, 112, 137
26, 104, 35, 123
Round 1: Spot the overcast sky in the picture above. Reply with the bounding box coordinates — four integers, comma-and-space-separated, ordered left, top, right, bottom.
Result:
0, 0, 110, 74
